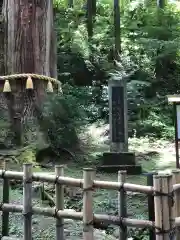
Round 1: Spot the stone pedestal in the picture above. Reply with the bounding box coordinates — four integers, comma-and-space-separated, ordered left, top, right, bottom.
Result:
97, 152, 142, 174
99, 78, 142, 174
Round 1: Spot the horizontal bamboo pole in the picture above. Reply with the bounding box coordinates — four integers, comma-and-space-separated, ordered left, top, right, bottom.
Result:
0, 170, 23, 179
1, 204, 83, 220
175, 217, 180, 226
94, 180, 154, 194
0, 203, 154, 229
33, 173, 82, 187
173, 183, 180, 191
0, 170, 154, 194
0, 170, 82, 187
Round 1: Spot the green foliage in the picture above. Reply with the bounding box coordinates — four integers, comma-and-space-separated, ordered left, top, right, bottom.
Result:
51, 0, 180, 143
41, 84, 88, 151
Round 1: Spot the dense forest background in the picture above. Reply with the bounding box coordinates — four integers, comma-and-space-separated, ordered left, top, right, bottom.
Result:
42, 0, 180, 153
1, 2, 179, 238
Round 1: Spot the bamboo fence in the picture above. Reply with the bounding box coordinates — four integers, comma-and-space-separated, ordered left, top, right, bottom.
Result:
1, 163, 180, 239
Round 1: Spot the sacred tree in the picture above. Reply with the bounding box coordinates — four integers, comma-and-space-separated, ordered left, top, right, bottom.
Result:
0, 0, 61, 146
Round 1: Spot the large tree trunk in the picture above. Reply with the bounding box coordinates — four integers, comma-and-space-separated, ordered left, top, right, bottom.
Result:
3, 0, 57, 145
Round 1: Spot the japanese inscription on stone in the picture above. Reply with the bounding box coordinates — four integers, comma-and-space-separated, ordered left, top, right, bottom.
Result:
111, 86, 125, 142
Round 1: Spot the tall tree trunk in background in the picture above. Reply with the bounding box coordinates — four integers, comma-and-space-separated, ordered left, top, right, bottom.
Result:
68, 0, 73, 8
3, 0, 57, 146
155, 0, 167, 86
86, 0, 96, 41
0, 0, 4, 75
157, 0, 167, 8
114, 0, 121, 58
87, 0, 93, 40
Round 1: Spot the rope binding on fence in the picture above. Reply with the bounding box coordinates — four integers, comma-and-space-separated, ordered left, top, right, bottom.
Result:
0, 73, 62, 93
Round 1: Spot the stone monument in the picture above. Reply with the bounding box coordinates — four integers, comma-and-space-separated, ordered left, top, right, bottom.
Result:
98, 77, 142, 174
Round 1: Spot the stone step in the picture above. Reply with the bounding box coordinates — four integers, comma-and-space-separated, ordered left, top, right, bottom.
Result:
97, 164, 142, 174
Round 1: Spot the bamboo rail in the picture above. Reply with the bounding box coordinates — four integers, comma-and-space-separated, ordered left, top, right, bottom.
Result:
2, 164, 180, 239
1, 203, 154, 228
0, 170, 154, 193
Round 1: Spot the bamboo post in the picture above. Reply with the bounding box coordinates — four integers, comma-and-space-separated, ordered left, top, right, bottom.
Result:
83, 168, 94, 240
2, 160, 10, 237
40, 183, 45, 201
167, 173, 174, 239
118, 170, 127, 240
23, 163, 32, 240
153, 174, 172, 240
147, 172, 157, 240
55, 165, 64, 240
172, 169, 180, 240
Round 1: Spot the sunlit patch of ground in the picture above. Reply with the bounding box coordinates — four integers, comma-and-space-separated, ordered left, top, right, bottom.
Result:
129, 136, 177, 172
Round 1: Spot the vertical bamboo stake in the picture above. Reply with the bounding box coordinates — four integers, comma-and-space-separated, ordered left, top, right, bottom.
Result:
2, 160, 9, 237
147, 172, 157, 240
172, 170, 180, 240
23, 163, 32, 240
154, 174, 171, 240
55, 165, 64, 240
167, 174, 173, 238
153, 174, 163, 240
161, 174, 172, 240
40, 183, 45, 201
118, 170, 127, 240
83, 168, 94, 240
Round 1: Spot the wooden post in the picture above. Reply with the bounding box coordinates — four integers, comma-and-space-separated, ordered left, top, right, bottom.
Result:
55, 165, 64, 240
147, 172, 156, 240
118, 170, 127, 240
2, 161, 10, 237
172, 169, 180, 240
167, 173, 173, 238
83, 168, 94, 240
174, 103, 180, 168
40, 183, 45, 201
23, 163, 32, 240
153, 174, 172, 240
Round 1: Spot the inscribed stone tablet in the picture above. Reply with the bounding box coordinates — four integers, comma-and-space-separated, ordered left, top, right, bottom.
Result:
111, 86, 125, 142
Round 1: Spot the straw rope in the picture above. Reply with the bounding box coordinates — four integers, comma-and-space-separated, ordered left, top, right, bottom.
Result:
0, 73, 61, 86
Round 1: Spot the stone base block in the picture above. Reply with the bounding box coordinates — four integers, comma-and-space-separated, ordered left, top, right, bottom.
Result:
97, 164, 142, 175
97, 152, 142, 174
102, 152, 136, 166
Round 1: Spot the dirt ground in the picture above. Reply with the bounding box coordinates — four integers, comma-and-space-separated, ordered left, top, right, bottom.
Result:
0, 137, 177, 239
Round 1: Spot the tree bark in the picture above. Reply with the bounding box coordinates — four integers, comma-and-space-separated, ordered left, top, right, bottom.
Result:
3, 0, 57, 145
114, 0, 121, 58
